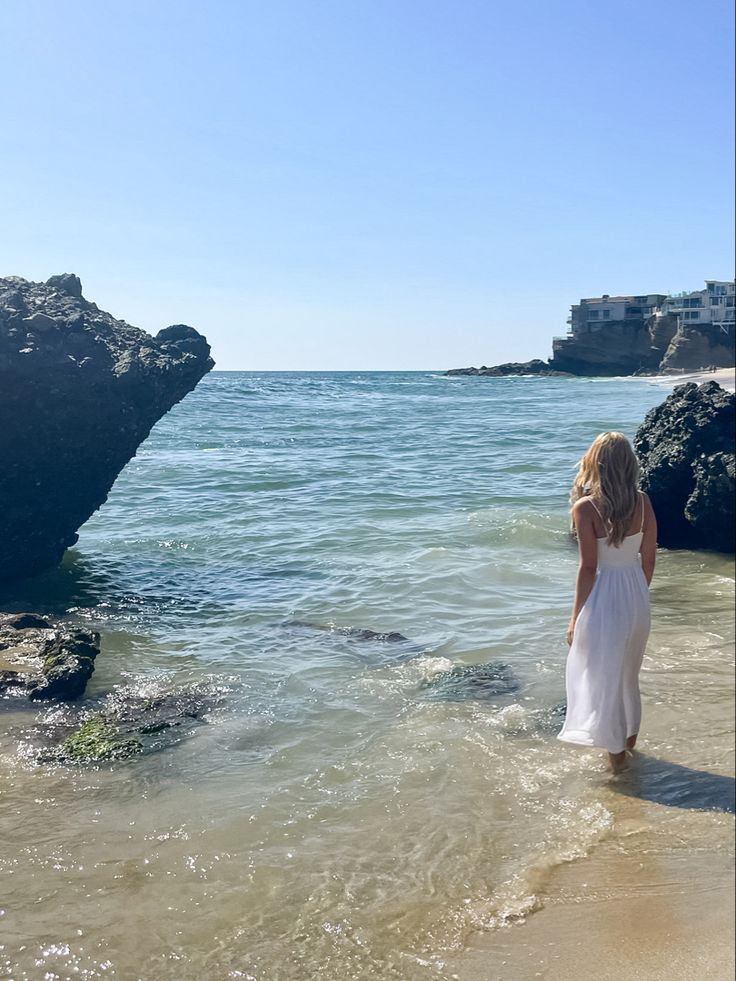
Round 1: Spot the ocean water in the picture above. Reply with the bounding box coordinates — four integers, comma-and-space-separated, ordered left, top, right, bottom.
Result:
1, 371, 733, 981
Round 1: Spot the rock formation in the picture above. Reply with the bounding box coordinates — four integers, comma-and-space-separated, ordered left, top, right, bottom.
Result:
446, 359, 571, 377
634, 381, 735, 551
660, 323, 736, 372
546, 309, 691, 376
0, 274, 214, 581
0, 612, 99, 700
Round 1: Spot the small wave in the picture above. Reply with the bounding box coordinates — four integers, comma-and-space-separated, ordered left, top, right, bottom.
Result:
462, 799, 614, 931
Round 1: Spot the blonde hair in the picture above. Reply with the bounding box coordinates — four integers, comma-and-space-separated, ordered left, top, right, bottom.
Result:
570, 432, 641, 546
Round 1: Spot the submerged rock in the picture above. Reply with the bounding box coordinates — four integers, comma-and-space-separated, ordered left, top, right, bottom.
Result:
56, 715, 143, 763
0, 612, 99, 701
286, 620, 410, 643
30, 681, 226, 764
634, 381, 735, 551
0, 274, 214, 582
418, 661, 520, 701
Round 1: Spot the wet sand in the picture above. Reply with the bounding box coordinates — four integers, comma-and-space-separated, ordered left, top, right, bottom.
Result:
451, 848, 734, 980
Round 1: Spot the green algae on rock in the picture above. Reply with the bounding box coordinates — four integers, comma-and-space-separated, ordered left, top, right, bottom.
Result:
29, 681, 227, 765
57, 715, 143, 763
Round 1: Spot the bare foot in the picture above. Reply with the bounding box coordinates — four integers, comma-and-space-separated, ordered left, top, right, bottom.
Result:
608, 750, 628, 773
626, 733, 638, 751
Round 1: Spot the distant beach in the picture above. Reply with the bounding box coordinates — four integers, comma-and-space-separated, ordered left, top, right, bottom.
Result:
645, 366, 735, 392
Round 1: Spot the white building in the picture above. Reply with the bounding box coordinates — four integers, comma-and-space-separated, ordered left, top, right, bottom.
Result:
566, 293, 666, 335
660, 280, 735, 329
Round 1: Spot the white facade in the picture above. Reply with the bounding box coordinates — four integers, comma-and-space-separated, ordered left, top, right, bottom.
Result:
567, 293, 666, 334
661, 280, 735, 327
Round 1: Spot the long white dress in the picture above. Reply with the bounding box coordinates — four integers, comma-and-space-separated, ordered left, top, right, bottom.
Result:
557, 497, 650, 755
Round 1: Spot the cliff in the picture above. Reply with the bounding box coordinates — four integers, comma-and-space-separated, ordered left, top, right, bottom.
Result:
660, 322, 736, 372
550, 315, 678, 376
551, 314, 734, 377
0, 274, 214, 582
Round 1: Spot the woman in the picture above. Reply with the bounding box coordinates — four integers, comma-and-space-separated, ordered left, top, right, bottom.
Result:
557, 432, 657, 772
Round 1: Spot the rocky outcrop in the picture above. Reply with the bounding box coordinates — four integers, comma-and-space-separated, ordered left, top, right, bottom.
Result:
660, 323, 736, 371
550, 313, 734, 377
446, 359, 571, 377
634, 381, 735, 551
0, 274, 214, 581
550, 316, 675, 376
0, 613, 99, 700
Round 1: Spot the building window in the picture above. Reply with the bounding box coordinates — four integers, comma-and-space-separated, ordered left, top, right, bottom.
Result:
603, 309, 610, 318
711, 297, 723, 305
626, 306, 642, 316
683, 311, 700, 320
683, 298, 703, 308
726, 297, 735, 307
588, 310, 599, 319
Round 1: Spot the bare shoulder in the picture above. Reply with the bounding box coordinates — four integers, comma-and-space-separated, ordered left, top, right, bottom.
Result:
571, 497, 597, 525
640, 490, 657, 524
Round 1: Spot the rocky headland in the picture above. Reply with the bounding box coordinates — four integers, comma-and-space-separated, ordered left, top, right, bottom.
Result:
551, 315, 735, 377
446, 358, 572, 377
635, 381, 735, 552
0, 274, 214, 582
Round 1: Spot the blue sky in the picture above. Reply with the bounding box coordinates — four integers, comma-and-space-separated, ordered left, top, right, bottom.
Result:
1, 0, 733, 369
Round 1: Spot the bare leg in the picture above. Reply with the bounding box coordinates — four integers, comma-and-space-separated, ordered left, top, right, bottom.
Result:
608, 750, 627, 772
626, 733, 638, 751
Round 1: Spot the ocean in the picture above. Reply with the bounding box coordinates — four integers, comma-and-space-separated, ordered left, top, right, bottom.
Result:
1, 371, 734, 980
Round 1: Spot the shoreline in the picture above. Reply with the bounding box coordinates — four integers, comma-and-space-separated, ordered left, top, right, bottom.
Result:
448, 842, 734, 980
640, 366, 735, 392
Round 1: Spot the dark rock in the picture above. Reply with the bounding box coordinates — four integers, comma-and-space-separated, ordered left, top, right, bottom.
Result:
418, 661, 520, 701
22, 312, 58, 332
446, 359, 572, 377
634, 382, 735, 551
4, 612, 52, 630
0, 274, 214, 581
333, 626, 409, 642
46, 273, 83, 298
31, 681, 226, 764
550, 316, 667, 376
685, 452, 736, 546
0, 612, 99, 700
285, 620, 409, 642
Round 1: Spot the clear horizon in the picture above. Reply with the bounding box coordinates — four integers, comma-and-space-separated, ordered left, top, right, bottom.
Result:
1, 0, 733, 371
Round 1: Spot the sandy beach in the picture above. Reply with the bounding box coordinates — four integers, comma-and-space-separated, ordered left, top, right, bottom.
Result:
645, 366, 736, 392
449, 845, 735, 981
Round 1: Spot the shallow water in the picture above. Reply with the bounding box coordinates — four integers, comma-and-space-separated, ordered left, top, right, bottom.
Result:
1, 372, 733, 980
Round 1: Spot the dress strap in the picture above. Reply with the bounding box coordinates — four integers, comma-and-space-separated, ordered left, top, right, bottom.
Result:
639, 491, 645, 533
589, 498, 609, 529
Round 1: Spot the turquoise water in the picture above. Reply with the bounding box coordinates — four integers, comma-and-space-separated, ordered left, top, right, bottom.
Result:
1, 372, 733, 980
